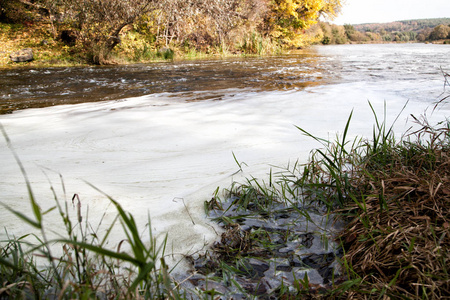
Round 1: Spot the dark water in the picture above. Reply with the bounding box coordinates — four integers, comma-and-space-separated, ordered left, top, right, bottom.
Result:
1, 44, 449, 114
0, 52, 330, 114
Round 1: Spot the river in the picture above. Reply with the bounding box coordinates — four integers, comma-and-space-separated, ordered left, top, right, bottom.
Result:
0, 44, 449, 264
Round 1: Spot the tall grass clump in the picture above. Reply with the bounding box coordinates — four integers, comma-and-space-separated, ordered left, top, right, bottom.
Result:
334, 115, 450, 299
237, 31, 281, 56
204, 97, 449, 298
0, 125, 180, 299
287, 103, 450, 298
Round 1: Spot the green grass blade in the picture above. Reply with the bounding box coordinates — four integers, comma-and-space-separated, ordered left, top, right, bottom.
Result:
57, 239, 141, 265
295, 125, 330, 146
84, 182, 146, 262
232, 151, 247, 173
0, 203, 41, 229
0, 256, 23, 271
1, 124, 42, 226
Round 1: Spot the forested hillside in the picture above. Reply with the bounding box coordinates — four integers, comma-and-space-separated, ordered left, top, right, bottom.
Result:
353, 18, 450, 42
318, 18, 450, 44
0, 0, 342, 65
354, 18, 450, 35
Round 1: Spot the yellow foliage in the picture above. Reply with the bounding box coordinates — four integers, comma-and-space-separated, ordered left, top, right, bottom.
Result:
266, 0, 341, 48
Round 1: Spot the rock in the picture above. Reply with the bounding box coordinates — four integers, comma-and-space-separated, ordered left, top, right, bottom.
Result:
185, 197, 347, 296
235, 276, 269, 296
242, 258, 270, 278
197, 279, 230, 295
302, 269, 324, 285
272, 258, 292, 272
299, 232, 315, 248
302, 252, 337, 283
291, 255, 303, 267
10, 48, 33, 62
302, 253, 335, 269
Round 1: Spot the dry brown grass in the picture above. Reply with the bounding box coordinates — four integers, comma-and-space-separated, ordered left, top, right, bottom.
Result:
337, 118, 450, 299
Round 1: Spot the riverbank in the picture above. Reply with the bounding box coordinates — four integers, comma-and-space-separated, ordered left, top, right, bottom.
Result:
188, 104, 450, 299
1, 43, 449, 298
1, 102, 449, 298
3, 21, 448, 69
0, 22, 277, 69
0, 22, 83, 68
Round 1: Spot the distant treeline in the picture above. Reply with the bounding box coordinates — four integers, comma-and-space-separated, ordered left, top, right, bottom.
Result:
316, 18, 450, 45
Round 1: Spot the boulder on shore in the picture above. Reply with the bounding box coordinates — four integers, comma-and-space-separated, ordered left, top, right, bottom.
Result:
10, 48, 34, 62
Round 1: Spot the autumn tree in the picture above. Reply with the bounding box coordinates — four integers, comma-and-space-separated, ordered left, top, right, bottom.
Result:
0, 0, 69, 38
0, 0, 346, 62
1, 0, 159, 64
59, 0, 157, 64
331, 24, 346, 43
429, 24, 450, 40
318, 22, 348, 44
147, 0, 268, 51
263, 0, 342, 47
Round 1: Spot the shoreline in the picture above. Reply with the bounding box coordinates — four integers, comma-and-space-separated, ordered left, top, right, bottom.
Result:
1, 104, 448, 298
1, 41, 449, 298
2, 21, 447, 70
2, 41, 448, 70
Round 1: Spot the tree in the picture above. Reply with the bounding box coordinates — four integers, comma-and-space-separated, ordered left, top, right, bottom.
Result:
159, 0, 265, 48
429, 24, 450, 40
1, 0, 159, 64
262, 0, 342, 47
60, 0, 157, 64
417, 27, 433, 41
1, 0, 345, 62
319, 22, 332, 44
331, 24, 346, 44
135, 0, 267, 52
343, 24, 355, 39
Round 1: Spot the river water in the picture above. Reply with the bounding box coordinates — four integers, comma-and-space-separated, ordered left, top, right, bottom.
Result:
0, 44, 449, 263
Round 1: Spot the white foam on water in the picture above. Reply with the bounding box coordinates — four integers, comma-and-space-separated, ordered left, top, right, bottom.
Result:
1, 76, 449, 267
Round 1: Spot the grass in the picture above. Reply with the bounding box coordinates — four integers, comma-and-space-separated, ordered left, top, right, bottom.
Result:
334, 114, 450, 299
1, 88, 450, 298
236, 31, 282, 56
199, 97, 450, 298
295, 104, 449, 299
0, 124, 181, 299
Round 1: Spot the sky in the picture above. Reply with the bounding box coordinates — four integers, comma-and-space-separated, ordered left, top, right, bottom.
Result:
333, 0, 450, 25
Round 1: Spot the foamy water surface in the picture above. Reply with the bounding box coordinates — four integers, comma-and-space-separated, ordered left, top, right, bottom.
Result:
1, 44, 449, 263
